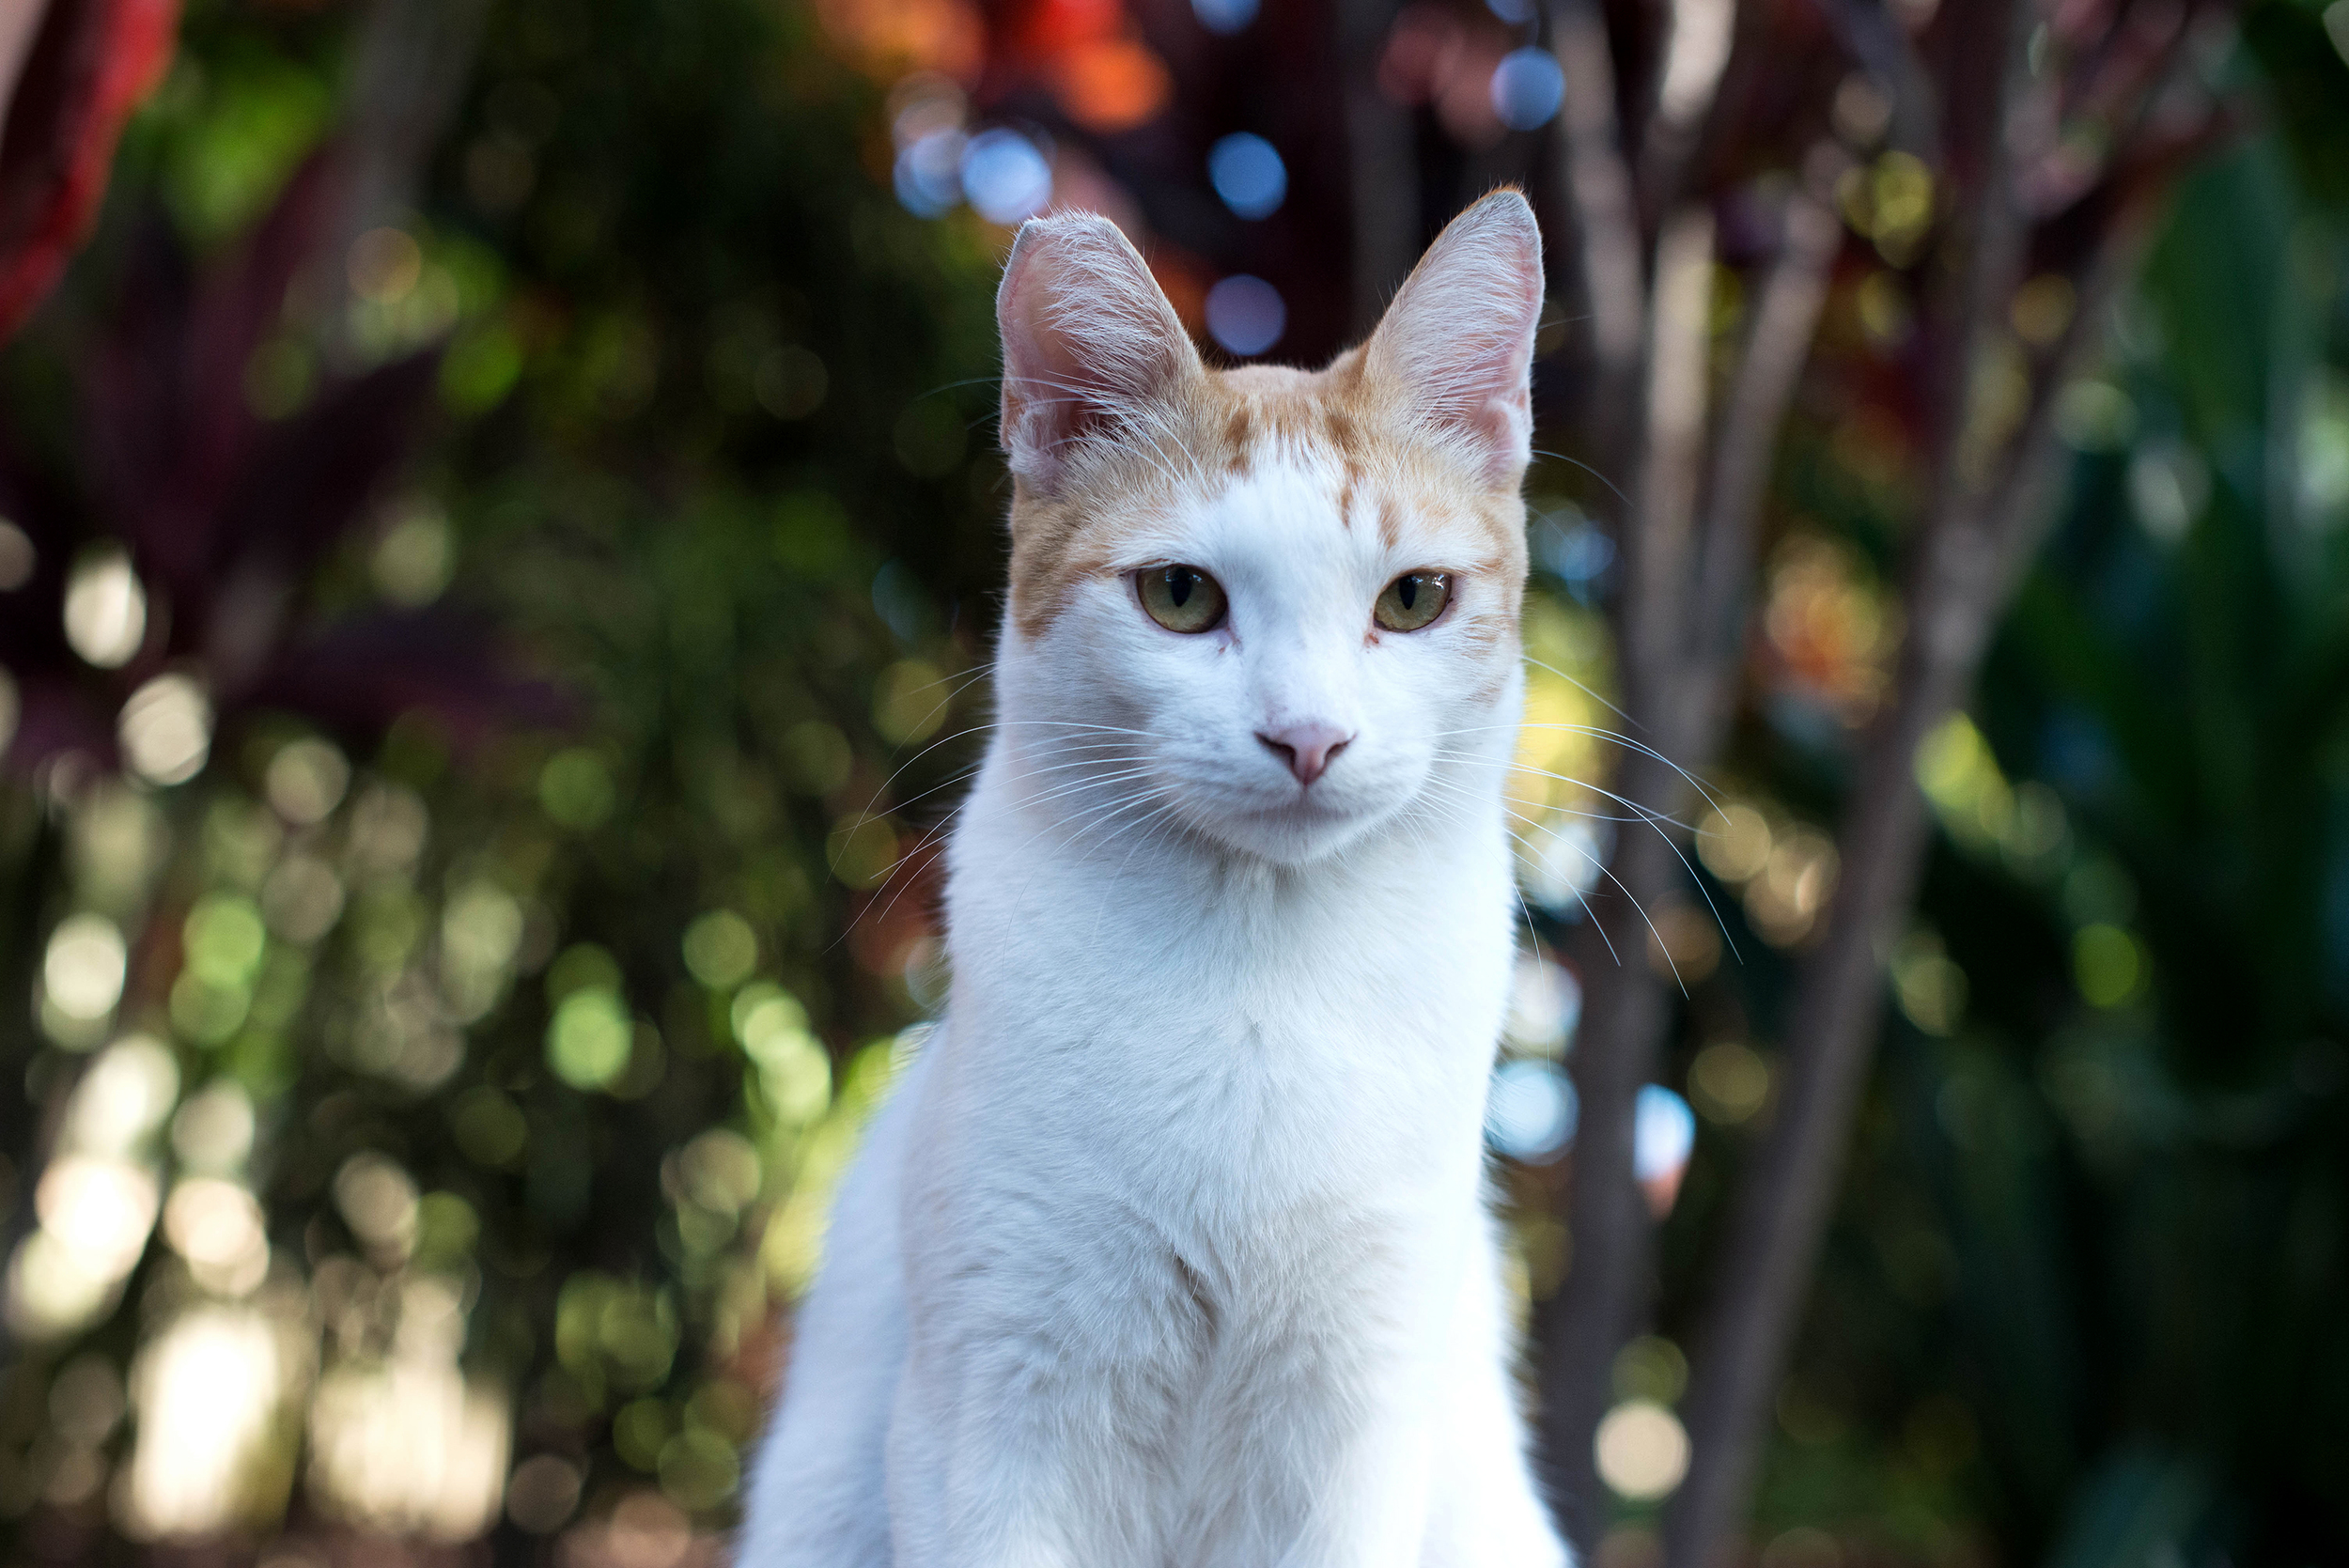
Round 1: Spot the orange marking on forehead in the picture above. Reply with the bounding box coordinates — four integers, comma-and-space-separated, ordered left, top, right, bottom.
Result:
1324, 408, 1361, 461
1222, 405, 1254, 474
1377, 481, 1529, 581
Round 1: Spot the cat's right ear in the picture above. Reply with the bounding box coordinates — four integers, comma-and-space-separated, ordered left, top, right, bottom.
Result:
997, 213, 1200, 493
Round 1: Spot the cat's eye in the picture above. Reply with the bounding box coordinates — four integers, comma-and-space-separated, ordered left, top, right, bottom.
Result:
1374, 570, 1452, 632
1137, 565, 1227, 633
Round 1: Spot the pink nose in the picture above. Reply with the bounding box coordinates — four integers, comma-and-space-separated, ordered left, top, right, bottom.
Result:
1257, 722, 1354, 787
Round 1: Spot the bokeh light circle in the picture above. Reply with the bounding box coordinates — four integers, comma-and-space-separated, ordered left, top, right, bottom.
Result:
1191, 0, 1258, 34
1633, 1083, 1696, 1182
1487, 1058, 1578, 1162
960, 129, 1051, 224
1595, 1398, 1690, 1499
1205, 274, 1284, 356
1208, 132, 1285, 220
1491, 47, 1566, 132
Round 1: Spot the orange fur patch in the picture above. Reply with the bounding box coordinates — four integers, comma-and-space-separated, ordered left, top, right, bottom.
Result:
1006, 349, 1528, 643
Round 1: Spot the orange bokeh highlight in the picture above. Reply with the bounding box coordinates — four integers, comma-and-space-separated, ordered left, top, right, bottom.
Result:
1008, 0, 1125, 56
1377, 3, 1508, 148
1052, 37, 1172, 132
817, 0, 986, 85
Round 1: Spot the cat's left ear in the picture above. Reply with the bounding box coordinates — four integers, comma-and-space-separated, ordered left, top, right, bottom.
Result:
1363, 189, 1545, 489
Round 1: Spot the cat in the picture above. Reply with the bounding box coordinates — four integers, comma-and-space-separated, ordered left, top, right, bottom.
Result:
739, 189, 1567, 1568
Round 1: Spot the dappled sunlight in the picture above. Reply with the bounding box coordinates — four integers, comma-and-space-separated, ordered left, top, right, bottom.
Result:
119, 1301, 306, 1540
1508, 590, 1619, 920
307, 1277, 510, 1541
4, 1036, 176, 1341
1596, 1398, 1691, 1502
1695, 796, 1840, 948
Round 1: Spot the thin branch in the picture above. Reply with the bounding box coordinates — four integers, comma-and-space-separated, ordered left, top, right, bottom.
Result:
1687, 154, 1844, 704
1636, 0, 1740, 235
1626, 205, 1718, 714
1339, 0, 1420, 338
1548, 0, 1647, 413
1534, 205, 1716, 1553
1535, 755, 1684, 1552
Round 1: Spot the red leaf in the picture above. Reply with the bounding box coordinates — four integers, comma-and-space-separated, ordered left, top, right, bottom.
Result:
0, 0, 181, 341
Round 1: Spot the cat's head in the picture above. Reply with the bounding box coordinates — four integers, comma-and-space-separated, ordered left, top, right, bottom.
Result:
991, 191, 1541, 866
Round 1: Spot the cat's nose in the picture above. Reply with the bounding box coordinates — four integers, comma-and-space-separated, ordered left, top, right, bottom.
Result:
1257, 722, 1354, 787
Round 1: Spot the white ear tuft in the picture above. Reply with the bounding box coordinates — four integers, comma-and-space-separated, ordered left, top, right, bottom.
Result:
1363, 190, 1545, 489
997, 213, 1200, 491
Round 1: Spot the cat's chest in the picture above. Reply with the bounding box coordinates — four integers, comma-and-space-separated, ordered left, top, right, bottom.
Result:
982, 886, 1500, 1095
937, 800, 1514, 1219
961, 841, 1508, 1034
949, 904, 1504, 1219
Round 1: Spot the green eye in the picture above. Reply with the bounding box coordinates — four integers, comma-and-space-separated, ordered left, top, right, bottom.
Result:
1138, 566, 1227, 633
1374, 570, 1452, 632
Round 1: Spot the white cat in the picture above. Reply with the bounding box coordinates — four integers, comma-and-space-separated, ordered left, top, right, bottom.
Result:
739, 190, 1567, 1568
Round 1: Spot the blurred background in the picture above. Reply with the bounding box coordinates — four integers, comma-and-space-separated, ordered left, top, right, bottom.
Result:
0, 0, 2343, 1564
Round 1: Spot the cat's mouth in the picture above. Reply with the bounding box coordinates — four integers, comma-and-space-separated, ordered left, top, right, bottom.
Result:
1247, 793, 1344, 819
1190, 781, 1401, 865
1231, 783, 1378, 831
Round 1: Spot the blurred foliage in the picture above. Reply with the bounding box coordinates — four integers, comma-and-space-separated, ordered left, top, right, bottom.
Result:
0, 0, 2342, 1564
1641, 14, 2349, 1568
1, 0, 1009, 1557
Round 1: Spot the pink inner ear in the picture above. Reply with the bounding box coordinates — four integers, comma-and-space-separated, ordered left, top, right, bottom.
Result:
996, 216, 1197, 490
1465, 383, 1535, 487
999, 262, 1097, 482
1365, 194, 1545, 488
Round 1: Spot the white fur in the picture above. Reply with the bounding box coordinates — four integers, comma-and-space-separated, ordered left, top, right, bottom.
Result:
742, 205, 1564, 1568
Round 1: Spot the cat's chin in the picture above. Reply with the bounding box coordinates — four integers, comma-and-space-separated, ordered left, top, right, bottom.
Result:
1194, 794, 1397, 867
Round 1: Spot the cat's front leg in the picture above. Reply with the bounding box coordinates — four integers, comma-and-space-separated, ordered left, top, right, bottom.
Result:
884, 1328, 1153, 1568
1275, 1411, 1438, 1568
1419, 1222, 1571, 1568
